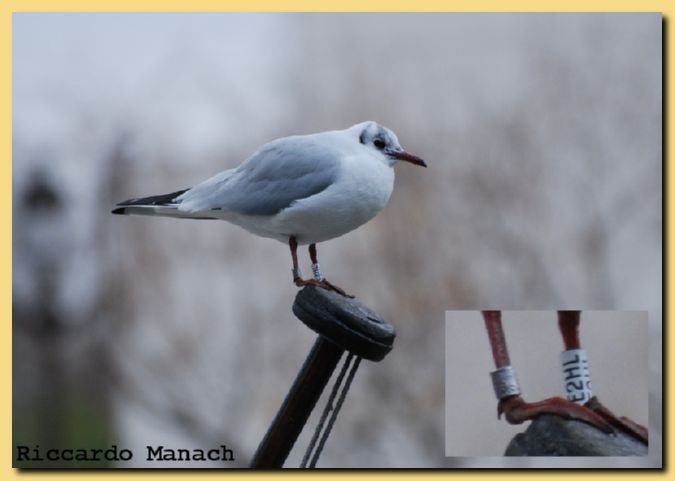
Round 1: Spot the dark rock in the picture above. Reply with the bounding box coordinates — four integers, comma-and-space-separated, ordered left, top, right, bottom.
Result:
505, 414, 648, 456
292, 286, 395, 362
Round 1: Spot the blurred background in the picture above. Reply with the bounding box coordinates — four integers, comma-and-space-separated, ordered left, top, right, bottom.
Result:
12, 13, 661, 467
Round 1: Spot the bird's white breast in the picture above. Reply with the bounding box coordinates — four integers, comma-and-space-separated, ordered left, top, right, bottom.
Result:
230, 151, 395, 245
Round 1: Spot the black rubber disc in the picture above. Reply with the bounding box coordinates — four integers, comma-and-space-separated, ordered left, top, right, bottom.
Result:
292, 286, 395, 362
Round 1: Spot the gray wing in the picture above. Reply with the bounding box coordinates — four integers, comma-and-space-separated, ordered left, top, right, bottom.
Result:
177, 136, 340, 216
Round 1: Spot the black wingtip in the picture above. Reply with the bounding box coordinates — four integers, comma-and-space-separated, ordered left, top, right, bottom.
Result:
113, 188, 190, 209
111, 207, 126, 215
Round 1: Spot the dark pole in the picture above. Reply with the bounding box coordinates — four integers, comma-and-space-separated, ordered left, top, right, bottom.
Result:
250, 286, 395, 469
249, 337, 344, 468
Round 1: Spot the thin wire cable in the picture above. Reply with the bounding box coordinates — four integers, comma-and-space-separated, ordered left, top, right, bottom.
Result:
308, 355, 362, 468
300, 351, 353, 468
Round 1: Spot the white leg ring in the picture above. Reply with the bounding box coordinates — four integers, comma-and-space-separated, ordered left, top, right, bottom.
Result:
311, 263, 324, 281
560, 349, 593, 404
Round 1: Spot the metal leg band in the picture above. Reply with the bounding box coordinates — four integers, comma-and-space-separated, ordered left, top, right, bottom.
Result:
490, 366, 521, 400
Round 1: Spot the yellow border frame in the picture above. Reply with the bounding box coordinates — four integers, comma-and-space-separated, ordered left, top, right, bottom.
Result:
3, 2, 668, 479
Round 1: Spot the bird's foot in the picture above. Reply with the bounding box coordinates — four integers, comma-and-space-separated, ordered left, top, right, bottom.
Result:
497, 395, 614, 434
293, 276, 354, 298
585, 396, 648, 444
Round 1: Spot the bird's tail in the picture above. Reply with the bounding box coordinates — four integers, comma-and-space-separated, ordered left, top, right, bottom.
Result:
111, 188, 218, 220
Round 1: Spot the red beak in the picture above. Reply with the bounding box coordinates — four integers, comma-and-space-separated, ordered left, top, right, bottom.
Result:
391, 150, 427, 167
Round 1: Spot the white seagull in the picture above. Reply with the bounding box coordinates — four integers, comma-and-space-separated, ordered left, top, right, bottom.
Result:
112, 121, 426, 296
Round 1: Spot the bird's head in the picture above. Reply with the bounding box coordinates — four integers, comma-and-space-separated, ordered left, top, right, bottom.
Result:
354, 121, 427, 168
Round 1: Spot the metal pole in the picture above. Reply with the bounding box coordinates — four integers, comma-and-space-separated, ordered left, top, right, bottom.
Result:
250, 286, 395, 468
250, 337, 344, 468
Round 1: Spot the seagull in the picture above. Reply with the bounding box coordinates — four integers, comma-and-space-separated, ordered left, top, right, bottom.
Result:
112, 121, 426, 296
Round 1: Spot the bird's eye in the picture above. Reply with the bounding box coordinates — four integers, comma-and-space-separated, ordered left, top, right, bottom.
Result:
373, 139, 386, 150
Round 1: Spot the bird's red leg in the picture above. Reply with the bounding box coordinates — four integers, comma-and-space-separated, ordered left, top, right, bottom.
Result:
308, 244, 353, 298
289, 236, 302, 283
558, 310, 581, 350
289, 237, 353, 298
557, 311, 648, 443
482, 311, 612, 433
483, 310, 511, 368
585, 396, 648, 444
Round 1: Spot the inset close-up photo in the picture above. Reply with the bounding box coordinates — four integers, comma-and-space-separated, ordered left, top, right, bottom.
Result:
445, 310, 649, 459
